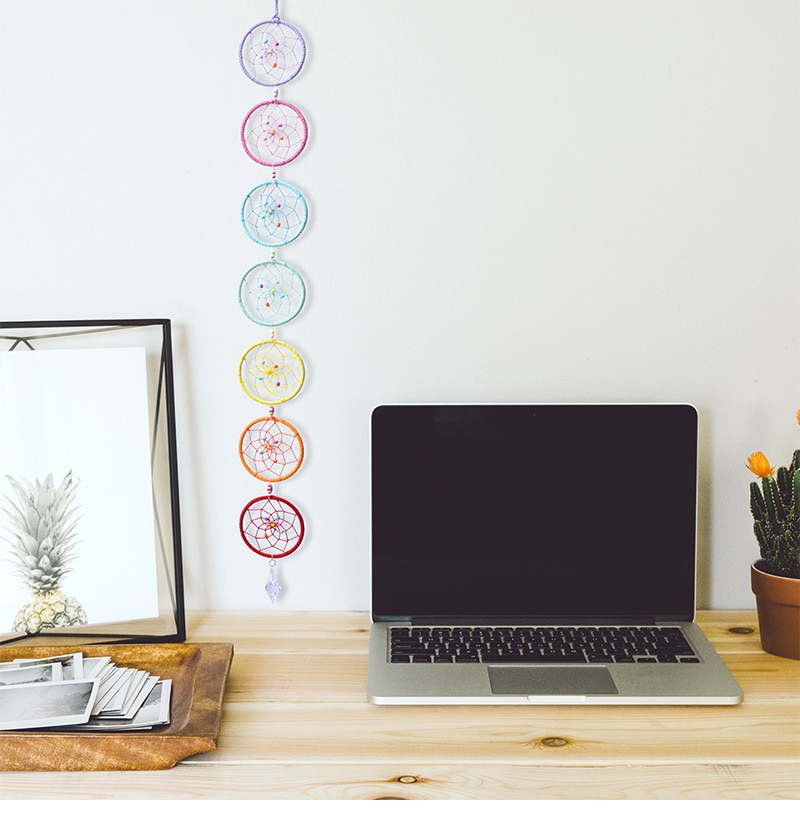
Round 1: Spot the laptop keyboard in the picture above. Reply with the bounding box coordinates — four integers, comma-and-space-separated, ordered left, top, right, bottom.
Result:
390, 625, 700, 664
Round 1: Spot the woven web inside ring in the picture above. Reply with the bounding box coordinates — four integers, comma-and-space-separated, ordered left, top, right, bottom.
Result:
241, 180, 308, 247
241, 100, 308, 167
239, 19, 306, 86
238, 339, 305, 404
238, 260, 306, 327
239, 494, 305, 557
239, 416, 304, 482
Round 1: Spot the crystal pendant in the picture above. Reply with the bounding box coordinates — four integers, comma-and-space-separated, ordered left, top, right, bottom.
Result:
265, 560, 281, 603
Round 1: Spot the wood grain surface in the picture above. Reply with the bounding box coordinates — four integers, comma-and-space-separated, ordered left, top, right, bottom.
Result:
0, 611, 797, 799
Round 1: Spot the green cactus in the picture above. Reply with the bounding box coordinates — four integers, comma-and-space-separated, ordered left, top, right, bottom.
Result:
749, 449, 800, 578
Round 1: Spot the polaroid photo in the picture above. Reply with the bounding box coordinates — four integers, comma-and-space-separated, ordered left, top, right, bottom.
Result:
12, 652, 84, 680
139, 679, 171, 726
118, 678, 171, 729
96, 668, 139, 716
90, 662, 118, 688
91, 667, 131, 716
115, 670, 157, 719
73, 679, 171, 731
86, 672, 159, 722
83, 656, 112, 680
0, 662, 63, 686
0, 679, 98, 730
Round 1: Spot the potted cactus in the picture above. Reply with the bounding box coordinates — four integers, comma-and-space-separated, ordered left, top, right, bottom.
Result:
746, 411, 800, 660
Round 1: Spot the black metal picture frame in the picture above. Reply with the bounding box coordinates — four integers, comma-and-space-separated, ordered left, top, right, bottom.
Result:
0, 320, 185, 645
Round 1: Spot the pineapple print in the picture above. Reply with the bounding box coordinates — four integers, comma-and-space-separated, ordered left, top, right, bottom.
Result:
2, 471, 88, 633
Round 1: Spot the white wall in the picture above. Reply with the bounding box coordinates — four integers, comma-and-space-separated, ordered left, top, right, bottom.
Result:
1, 0, 797, 611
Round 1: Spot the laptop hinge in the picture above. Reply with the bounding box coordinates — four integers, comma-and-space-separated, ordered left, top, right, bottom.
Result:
409, 616, 659, 626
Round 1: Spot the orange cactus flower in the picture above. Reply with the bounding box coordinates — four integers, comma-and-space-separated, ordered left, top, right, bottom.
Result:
746, 451, 775, 478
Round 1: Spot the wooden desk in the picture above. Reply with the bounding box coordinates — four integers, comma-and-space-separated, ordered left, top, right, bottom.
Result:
0, 611, 798, 799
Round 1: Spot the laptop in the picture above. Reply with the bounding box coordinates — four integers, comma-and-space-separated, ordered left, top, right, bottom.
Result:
367, 403, 743, 705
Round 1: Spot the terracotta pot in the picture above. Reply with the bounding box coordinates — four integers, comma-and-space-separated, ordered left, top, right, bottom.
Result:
751, 562, 800, 660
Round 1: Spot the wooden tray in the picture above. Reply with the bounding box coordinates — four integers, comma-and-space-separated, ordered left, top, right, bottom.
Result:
0, 642, 233, 771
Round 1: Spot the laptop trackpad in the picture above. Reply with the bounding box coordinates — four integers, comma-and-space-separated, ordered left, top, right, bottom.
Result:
489, 666, 619, 697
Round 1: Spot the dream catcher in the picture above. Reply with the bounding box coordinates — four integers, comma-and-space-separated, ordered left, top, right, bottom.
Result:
238, 337, 305, 405
239, 494, 305, 602
240, 495, 305, 557
237, 1, 309, 602
238, 10, 306, 87
239, 413, 305, 483
238, 259, 306, 327
241, 180, 308, 247
241, 100, 308, 167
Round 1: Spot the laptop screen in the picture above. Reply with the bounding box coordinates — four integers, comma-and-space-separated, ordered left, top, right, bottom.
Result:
371, 404, 698, 622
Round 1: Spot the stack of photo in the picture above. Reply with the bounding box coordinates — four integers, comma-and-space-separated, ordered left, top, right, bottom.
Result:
0, 651, 171, 731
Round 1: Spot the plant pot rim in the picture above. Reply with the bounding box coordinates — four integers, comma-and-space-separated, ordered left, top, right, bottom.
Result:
751, 560, 800, 607
751, 560, 800, 583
